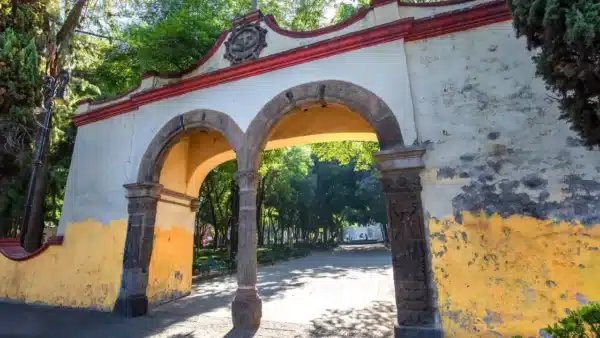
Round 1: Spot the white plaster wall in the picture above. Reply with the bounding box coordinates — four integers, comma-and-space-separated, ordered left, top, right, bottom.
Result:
405, 22, 600, 220
60, 40, 416, 231
58, 113, 135, 233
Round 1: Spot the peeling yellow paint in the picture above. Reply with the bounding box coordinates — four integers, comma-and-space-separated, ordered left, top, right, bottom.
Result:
147, 225, 194, 304
0, 219, 127, 310
430, 213, 600, 337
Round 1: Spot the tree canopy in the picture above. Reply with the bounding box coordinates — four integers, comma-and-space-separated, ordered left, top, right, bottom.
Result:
508, 0, 600, 148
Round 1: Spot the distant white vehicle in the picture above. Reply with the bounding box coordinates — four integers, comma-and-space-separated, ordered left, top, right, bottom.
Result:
343, 223, 385, 242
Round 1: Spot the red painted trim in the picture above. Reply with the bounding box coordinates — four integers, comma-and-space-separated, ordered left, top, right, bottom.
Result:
90, 86, 141, 105
263, 7, 371, 38
397, 0, 478, 7
73, 0, 510, 127
232, 9, 263, 26
372, 0, 477, 7
405, 1, 510, 41
370, 0, 396, 7
0, 236, 64, 262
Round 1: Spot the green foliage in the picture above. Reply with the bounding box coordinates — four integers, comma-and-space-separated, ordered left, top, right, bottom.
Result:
196, 143, 386, 249
86, 0, 335, 98
0, 1, 45, 236
542, 303, 600, 338
311, 141, 379, 171
507, 0, 600, 148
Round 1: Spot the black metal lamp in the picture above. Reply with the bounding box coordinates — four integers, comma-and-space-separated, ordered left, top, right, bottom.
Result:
20, 70, 71, 247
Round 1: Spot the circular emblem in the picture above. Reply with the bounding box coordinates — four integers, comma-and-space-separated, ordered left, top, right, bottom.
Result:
224, 23, 268, 65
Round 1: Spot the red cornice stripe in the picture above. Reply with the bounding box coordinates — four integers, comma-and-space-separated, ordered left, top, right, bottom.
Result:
372, 0, 477, 7
263, 7, 371, 38
405, 1, 510, 41
73, 0, 510, 127
397, 0, 478, 7
0, 236, 64, 262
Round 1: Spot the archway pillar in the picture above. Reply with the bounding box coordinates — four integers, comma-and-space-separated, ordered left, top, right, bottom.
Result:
114, 182, 162, 317
231, 170, 262, 328
374, 146, 442, 338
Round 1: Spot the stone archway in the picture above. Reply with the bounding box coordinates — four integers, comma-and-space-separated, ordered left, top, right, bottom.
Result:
240, 80, 404, 170
114, 109, 244, 317
233, 80, 442, 336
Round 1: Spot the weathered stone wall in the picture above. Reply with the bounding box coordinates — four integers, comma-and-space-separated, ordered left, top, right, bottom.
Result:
406, 22, 600, 336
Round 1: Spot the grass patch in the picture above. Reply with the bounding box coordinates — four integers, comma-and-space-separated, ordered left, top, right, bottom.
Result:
192, 244, 318, 275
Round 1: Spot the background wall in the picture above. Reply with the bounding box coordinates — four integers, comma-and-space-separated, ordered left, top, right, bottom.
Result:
406, 22, 600, 336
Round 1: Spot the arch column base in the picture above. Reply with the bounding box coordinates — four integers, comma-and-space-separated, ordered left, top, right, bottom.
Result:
232, 288, 262, 328
395, 325, 443, 338
115, 182, 162, 317
113, 294, 148, 317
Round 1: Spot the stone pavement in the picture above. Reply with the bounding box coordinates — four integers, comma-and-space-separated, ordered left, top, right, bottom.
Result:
0, 244, 395, 338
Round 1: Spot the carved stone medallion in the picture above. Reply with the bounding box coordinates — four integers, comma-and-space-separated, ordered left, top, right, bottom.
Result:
224, 23, 268, 65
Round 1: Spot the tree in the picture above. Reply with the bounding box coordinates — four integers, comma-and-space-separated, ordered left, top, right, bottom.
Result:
311, 141, 378, 170
507, 0, 600, 148
21, 0, 100, 252
0, 2, 44, 237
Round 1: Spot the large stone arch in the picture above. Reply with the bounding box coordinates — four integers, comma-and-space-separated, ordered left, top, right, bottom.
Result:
241, 80, 404, 170
232, 80, 442, 336
115, 109, 244, 317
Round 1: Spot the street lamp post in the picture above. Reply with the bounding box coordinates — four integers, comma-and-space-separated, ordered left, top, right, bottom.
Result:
20, 70, 70, 247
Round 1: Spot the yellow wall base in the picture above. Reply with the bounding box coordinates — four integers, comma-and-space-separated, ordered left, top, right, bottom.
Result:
147, 225, 194, 305
0, 219, 127, 310
0, 220, 195, 310
430, 212, 600, 336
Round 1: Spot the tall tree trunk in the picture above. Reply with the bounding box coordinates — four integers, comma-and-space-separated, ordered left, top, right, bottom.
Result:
256, 173, 268, 247
213, 229, 219, 250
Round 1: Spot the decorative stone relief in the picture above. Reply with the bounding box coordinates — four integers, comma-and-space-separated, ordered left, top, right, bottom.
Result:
375, 147, 441, 336
224, 23, 268, 65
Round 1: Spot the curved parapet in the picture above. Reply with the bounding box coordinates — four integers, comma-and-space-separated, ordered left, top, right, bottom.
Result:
0, 237, 64, 261
263, 7, 371, 38
72, 0, 508, 127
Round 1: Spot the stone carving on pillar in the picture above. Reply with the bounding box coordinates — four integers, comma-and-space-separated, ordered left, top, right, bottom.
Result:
374, 146, 442, 338
231, 170, 262, 328
114, 182, 162, 317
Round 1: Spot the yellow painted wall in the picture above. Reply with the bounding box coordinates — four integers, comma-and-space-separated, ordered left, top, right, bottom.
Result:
0, 219, 127, 310
430, 212, 600, 337
146, 225, 194, 304
148, 200, 195, 305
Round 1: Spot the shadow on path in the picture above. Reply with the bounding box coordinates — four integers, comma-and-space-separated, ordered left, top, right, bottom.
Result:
308, 301, 395, 338
0, 244, 392, 338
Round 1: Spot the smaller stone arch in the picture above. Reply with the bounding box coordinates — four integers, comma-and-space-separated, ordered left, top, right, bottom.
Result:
241, 80, 404, 170
115, 109, 244, 317
137, 109, 244, 183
